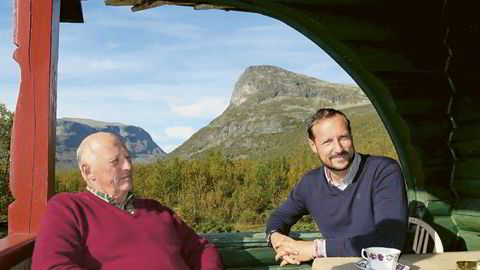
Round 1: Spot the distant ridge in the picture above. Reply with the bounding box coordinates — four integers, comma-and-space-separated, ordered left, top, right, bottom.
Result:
170, 65, 395, 160
56, 118, 166, 169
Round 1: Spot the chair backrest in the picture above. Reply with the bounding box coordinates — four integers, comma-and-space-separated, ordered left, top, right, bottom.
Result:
409, 217, 444, 254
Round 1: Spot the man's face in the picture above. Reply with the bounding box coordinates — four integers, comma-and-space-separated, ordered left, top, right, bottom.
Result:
89, 138, 133, 200
308, 115, 355, 172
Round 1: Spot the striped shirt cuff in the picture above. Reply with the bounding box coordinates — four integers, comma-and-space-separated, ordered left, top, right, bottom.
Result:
312, 239, 327, 258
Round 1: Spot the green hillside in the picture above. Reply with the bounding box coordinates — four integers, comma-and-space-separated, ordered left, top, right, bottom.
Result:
175, 104, 396, 162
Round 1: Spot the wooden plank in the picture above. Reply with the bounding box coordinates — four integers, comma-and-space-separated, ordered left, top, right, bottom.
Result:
394, 98, 449, 116
374, 71, 451, 99
0, 234, 35, 269
410, 143, 452, 167
220, 247, 276, 268
422, 166, 451, 187
273, 0, 387, 5
423, 183, 453, 201
59, 0, 84, 23
431, 215, 458, 251
105, 0, 142, 6
426, 200, 453, 216
451, 124, 480, 143
452, 198, 480, 232
448, 72, 480, 95
452, 179, 480, 198
203, 232, 322, 249
454, 159, 480, 180
401, 116, 451, 142
345, 42, 447, 73
228, 264, 311, 270
457, 230, 480, 251
451, 94, 480, 127
447, 27, 480, 59
310, 14, 399, 42
451, 139, 480, 159
8, 0, 59, 235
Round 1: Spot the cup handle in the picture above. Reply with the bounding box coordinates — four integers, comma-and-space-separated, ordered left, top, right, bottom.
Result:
361, 249, 369, 260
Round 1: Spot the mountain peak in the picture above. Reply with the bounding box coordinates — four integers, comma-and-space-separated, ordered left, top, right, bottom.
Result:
230, 65, 359, 106
56, 118, 166, 168
171, 65, 371, 160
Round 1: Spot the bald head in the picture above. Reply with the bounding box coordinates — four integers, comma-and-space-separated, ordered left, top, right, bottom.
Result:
76, 132, 122, 166
76, 132, 133, 202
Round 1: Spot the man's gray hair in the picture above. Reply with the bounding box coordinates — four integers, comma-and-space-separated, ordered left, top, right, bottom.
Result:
76, 137, 89, 166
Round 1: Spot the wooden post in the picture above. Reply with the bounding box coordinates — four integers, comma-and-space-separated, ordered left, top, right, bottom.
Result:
8, 0, 60, 236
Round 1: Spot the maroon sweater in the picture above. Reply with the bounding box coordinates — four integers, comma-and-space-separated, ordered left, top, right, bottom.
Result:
32, 192, 223, 270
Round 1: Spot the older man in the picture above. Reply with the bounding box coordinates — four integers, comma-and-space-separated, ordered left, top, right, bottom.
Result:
32, 132, 223, 270
266, 108, 408, 266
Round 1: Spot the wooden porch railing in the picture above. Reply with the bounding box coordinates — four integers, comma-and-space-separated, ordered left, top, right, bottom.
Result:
0, 234, 35, 268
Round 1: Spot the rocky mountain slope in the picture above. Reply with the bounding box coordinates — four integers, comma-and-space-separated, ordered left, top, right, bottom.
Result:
170, 65, 394, 160
56, 118, 166, 169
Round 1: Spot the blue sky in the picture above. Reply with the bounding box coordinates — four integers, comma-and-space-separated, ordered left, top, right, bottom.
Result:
0, 1, 354, 153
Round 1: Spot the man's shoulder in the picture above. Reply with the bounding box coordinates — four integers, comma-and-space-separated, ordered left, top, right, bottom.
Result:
303, 166, 323, 179
43, 192, 92, 217
135, 198, 173, 212
299, 167, 324, 184
48, 191, 89, 205
363, 154, 399, 168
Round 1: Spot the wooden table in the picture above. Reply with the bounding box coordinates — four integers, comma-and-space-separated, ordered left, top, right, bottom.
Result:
312, 251, 480, 270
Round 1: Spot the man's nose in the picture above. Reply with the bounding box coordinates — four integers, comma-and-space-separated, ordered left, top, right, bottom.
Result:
122, 158, 132, 170
333, 139, 344, 152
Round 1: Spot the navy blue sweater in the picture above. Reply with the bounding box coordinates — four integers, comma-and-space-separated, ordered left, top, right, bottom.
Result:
266, 154, 408, 257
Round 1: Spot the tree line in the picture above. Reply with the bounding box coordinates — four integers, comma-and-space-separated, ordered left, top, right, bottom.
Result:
0, 104, 13, 237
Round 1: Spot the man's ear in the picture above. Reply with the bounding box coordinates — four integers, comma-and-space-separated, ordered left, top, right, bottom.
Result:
308, 139, 318, 154
80, 163, 94, 182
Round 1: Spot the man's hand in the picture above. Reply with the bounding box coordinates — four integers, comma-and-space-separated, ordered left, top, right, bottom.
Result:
270, 233, 314, 266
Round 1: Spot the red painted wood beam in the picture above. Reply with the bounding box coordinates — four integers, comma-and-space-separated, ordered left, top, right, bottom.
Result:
8, 0, 60, 236
0, 234, 35, 267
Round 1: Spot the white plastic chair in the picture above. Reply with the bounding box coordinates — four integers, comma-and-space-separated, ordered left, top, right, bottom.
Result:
409, 217, 444, 254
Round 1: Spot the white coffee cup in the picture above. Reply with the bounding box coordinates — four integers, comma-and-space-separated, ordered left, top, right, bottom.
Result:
361, 247, 401, 270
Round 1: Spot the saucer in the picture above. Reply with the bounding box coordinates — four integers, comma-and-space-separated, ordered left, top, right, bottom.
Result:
354, 259, 410, 270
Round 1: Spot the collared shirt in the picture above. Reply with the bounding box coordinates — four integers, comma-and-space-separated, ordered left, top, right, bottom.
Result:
324, 152, 361, 191
86, 186, 136, 214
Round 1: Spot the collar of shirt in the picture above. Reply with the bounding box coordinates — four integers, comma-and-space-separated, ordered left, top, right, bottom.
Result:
324, 152, 361, 190
86, 186, 136, 214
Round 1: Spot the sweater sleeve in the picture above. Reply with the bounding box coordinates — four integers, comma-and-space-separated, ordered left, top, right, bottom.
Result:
266, 178, 309, 236
171, 212, 223, 270
32, 194, 88, 270
326, 161, 408, 257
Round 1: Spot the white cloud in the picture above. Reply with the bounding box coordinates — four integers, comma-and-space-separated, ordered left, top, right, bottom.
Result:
58, 56, 140, 76
170, 97, 229, 118
165, 126, 194, 139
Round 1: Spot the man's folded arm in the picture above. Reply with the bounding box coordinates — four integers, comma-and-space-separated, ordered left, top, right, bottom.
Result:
32, 195, 88, 270
325, 162, 408, 257
266, 182, 309, 239
172, 210, 223, 270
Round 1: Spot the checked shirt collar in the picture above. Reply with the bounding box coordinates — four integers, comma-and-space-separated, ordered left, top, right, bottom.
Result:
324, 152, 361, 190
87, 186, 136, 214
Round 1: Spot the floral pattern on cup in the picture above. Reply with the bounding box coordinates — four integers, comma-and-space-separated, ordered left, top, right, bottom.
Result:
368, 252, 397, 262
